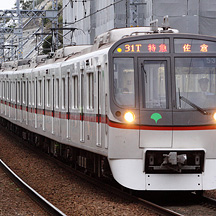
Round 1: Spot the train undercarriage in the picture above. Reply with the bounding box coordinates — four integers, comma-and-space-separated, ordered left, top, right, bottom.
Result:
0, 117, 112, 180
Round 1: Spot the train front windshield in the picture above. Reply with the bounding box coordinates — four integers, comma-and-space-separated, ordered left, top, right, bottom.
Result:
176, 58, 216, 109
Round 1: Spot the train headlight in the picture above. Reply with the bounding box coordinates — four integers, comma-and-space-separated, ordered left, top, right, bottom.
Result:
124, 111, 135, 123
213, 112, 216, 121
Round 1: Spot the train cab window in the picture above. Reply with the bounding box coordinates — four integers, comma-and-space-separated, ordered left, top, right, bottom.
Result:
113, 58, 135, 107
175, 58, 216, 109
142, 61, 167, 109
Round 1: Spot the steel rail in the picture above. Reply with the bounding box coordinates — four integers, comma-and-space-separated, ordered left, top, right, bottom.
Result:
0, 159, 67, 216
39, 152, 184, 216
197, 193, 216, 209
136, 197, 184, 216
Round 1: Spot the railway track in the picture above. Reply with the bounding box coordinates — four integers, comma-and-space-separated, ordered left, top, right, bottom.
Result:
147, 191, 216, 216
201, 194, 216, 209
1, 123, 216, 216
0, 159, 66, 216
0, 130, 183, 216
35, 147, 184, 216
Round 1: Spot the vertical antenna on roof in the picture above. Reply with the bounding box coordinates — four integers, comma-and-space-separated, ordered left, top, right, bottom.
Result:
162, 15, 170, 30
150, 19, 158, 33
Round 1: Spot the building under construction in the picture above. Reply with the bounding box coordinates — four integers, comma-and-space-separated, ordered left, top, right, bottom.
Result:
1, 0, 216, 62
0, 0, 59, 62
63, 0, 216, 45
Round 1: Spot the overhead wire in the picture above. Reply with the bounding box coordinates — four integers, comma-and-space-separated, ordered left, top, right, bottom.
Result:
62, 0, 125, 26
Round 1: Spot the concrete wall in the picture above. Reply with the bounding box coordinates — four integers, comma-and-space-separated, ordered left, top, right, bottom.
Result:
63, 0, 216, 45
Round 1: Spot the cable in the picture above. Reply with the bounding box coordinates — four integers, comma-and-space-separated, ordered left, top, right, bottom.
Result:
152, 14, 216, 20
63, 0, 125, 26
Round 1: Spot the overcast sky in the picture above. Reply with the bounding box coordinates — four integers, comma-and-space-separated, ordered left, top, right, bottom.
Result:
1, 0, 16, 10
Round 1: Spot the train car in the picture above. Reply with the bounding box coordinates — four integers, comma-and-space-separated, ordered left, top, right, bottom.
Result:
1, 26, 216, 191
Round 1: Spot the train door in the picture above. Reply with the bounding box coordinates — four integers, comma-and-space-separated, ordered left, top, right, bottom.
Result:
138, 58, 172, 148
80, 70, 85, 142
96, 69, 102, 147
25, 77, 28, 125
60, 67, 69, 140
27, 75, 33, 127
45, 72, 52, 134
16, 76, 22, 122
34, 76, 38, 128
43, 75, 45, 131
22, 75, 28, 125
52, 74, 55, 134
67, 71, 70, 139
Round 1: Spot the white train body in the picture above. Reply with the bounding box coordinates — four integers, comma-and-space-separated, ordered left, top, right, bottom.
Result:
1, 27, 216, 191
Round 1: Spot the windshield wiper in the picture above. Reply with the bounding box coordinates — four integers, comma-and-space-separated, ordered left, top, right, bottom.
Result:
141, 63, 147, 83
179, 95, 211, 115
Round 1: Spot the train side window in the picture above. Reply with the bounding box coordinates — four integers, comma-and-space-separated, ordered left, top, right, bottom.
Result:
32, 81, 35, 106
38, 80, 42, 106
0, 81, 2, 98
17, 81, 20, 103
9, 81, 12, 101
10, 82, 13, 102
47, 79, 51, 107
72, 75, 78, 109
6, 81, 9, 100
56, 78, 60, 108
12, 82, 15, 102
62, 77, 66, 109
9, 81, 11, 101
23, 81, 26, 104
2, 81, 5, 100
0, 81, 1, 98
28, 81, 31, 106
87, 72, 94, 110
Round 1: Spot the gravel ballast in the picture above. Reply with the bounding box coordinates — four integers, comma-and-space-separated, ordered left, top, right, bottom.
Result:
0, 125, 156, 216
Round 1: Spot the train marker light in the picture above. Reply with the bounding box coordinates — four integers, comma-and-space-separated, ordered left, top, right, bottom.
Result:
117, 48, 122, 53
124, 111, 135, 123
213, 112, 216, 121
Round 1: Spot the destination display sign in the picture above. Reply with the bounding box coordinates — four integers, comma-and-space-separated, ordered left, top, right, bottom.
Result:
114, 39, 169, 54
174, 39, 216, 53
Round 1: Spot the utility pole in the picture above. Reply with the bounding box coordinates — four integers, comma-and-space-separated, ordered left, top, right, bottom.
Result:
51, 0, 58, 53
129, 0, 146, 27
16, 0, 23, 59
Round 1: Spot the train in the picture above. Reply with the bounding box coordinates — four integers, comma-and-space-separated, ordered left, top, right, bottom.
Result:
1, 26, 216, 191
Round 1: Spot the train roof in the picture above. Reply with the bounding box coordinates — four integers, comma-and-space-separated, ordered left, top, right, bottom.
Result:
0, 26, 179, 72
